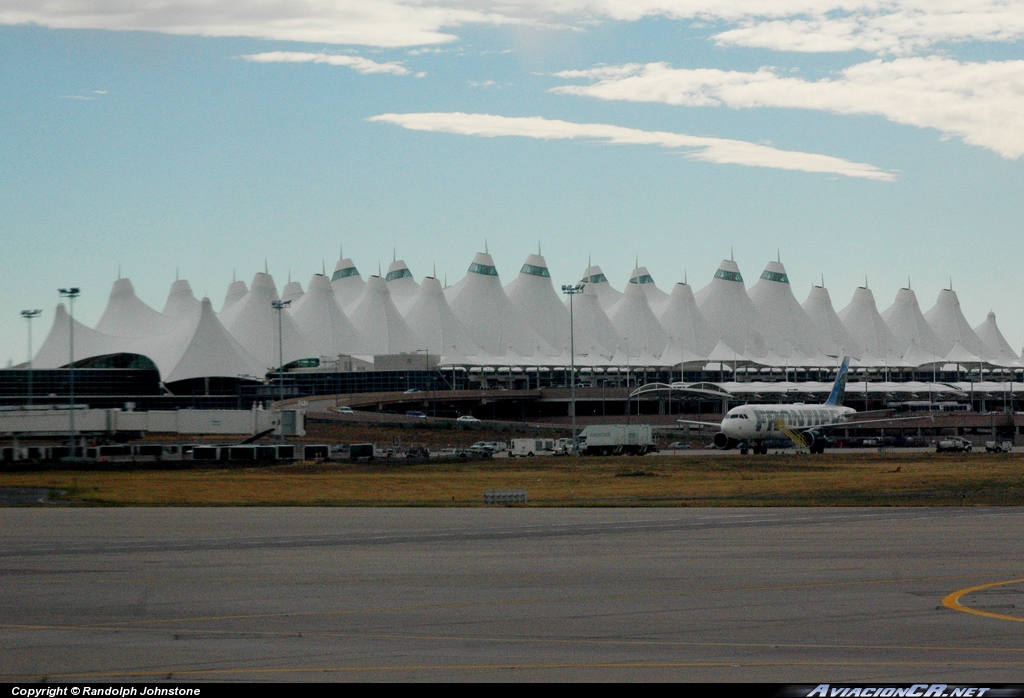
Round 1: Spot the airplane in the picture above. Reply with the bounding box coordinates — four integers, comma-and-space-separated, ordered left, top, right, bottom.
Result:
673, 356, 917, 454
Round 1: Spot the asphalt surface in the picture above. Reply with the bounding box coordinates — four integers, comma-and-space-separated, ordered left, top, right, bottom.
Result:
1, 507, 1022, 682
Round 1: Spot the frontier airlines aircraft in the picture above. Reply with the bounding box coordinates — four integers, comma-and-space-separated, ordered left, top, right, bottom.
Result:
675, 356, 914, 454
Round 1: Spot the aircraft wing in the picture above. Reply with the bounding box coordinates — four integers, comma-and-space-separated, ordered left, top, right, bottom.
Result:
676, 419, 723, 428
818, 415, 932, 432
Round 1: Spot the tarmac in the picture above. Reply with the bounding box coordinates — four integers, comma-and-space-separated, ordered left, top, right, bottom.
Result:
1, 507, 1022, 682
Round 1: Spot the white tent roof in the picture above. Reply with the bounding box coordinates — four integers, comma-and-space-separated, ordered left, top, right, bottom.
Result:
607, 281, 669, 358
579, 263, 622, 311
694, 259, 771, 358
837, 286, 901, 359
446, 252, 555, 357
33, 303, 119, 368
346, 275, 424, 355
222, 278, 248, 312
143, 297, 265, 383
748, 260, 821, 358
289, 273, 367, 357
566, 281, 620, 358
880, 287, 943, 357
974, 311, 1021, 366
505, 253, 570, 352
218, 272, 315, 370
924, 288, 987, 359
801, 285, 861, 358
162, 279, 202, 323
95, 278, 176, 339
656, 281, 718, 359
943, 341, 982, 364
281, 279, 304, 304
402, 276, 480, 356
32, 298, 265, 383
628, 266, 670, 313
385, 259, 420, 313
331, 256, 366, 309
704, 338, 752, 365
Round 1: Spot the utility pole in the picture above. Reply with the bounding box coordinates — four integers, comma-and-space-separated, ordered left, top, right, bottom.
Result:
58, 288, 79, 456
21, 309, 42, 406
270, 294, 290, 413
562, 284, 583, 454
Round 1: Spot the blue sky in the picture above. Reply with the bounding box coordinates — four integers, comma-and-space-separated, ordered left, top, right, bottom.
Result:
2, 1, 1023, 365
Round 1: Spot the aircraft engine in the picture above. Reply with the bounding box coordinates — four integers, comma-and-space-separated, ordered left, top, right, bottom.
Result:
713, 432, 740, 450
801, 430, 825, 452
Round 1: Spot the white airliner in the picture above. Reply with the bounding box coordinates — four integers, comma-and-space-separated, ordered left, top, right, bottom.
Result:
677, 356, 913, 454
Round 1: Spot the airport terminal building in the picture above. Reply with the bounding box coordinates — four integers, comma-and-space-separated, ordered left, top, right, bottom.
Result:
4, 250, 1022, 416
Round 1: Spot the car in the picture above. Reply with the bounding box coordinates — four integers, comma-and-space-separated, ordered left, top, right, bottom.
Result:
405, 410, 427, 419
456, 415, 481, 424
936, 436, 972, 453
667, 442, 691, 450
336, 405, 354, 414
404, 388, 421, 394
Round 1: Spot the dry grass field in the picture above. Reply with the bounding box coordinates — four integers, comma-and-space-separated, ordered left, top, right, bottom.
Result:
2, 452, 1023, 507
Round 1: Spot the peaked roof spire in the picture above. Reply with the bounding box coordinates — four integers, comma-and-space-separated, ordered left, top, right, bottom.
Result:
322, 259, 326, 275
484, 238, 488, 254
392, 247, 396, 262
776, 247, 780, 263
432, 262, 437, 278
730, 246, 734, 262
264, 258, 268, 274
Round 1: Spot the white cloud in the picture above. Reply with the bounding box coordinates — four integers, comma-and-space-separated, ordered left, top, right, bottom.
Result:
0, 0, 513, 48
369, 111, 895, 180
710, 5, 1024, 55
241, 51, 416, 76
552, 57, 1024, 158
4, 1, 1022, 54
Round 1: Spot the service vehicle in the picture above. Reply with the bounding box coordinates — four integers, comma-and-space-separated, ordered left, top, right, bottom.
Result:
577, 424, 656, 456
348, 443, 375, 461
985, 440, 1013, 453
405, 410, 427, 419
511, 438, 559, 457
470, 441, 507, 454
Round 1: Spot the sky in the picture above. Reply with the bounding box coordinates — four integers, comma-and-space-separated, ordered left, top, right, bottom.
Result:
2, 1, 1023, 366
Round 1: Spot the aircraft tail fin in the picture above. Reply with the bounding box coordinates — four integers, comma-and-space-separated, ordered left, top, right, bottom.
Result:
825, 356, 850, 406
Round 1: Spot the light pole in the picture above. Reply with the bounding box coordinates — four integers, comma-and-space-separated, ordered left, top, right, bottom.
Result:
21, 309, 42, 406
271, 299, 291, 406
58, 288, 80, 455
562, 283, 583, 454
